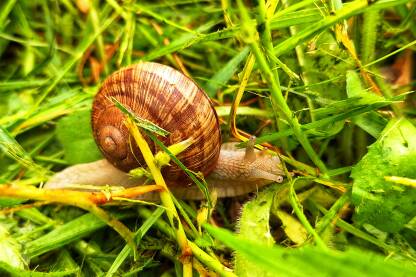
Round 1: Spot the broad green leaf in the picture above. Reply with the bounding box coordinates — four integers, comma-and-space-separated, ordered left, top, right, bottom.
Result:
55, 109, 102, 165
205, 224, 416, 277
274, 210, 308, 245
0, 225, 25, 270
351, 118, 416, 232
235, 185, 276, 277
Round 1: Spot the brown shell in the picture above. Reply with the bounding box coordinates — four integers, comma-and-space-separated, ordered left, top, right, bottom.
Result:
91, 62, 221, 182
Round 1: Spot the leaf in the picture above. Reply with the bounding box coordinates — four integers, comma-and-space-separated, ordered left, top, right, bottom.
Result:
106, 207, 164, 276
142, 21, 217, 61
351, 118, 416, 232
274, 210, 308, 245
0, 127, 49, 176
235, 185, 276, 277
273, 0, 368, 56
346, 71, 385, 103
55, 109, 102, 165
50, 250, 80, 274
204, 224, 416, 277
351, 111, 387, 139
205, 46, 250, 97
270, 8, 322, 29
0, 261, 77, 277
346, 70, 387, 138
254, 97, 395, 145
0, 198, 25, 208
0, 225, 26, 270
25, 212, 132, 258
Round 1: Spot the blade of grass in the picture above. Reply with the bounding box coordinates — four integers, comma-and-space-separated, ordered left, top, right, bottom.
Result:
204, 224, 416, 276
314, 192, 349, 235
0, 127, 50, 177
29, 12, 118, 114
252, 98, 399, 145
138, 208, 237, 277
238, 0, 328, 174
289, 179, 327, 249
25, 212, 133, 258
314, 203, 397, 253
105, 207, 165, 276
229, 52, 255, 141
361, 10, 380, 65
364, 39, 416, 68
273, 0, 367, 57
205, 46, 250, 97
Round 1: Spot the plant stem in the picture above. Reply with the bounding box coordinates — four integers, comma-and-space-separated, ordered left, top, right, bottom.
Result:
315, 192, 349, 234
281, 0, 315, 121
229, 53, 255, 141
0, 184, 139, 258
188, 241, 237, 277
138, 208, 237, 277
314, 203, 396, 253
288, 180, 328, 250
125, 118, 192, 275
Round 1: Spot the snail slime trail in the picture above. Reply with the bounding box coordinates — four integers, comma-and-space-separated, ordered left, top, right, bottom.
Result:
46, 62, 284, 199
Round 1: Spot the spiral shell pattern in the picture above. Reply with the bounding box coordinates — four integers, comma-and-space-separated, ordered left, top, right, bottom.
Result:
91, 62, 221, 182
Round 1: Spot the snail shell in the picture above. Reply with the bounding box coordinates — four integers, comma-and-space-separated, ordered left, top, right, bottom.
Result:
91, 62, 221, 182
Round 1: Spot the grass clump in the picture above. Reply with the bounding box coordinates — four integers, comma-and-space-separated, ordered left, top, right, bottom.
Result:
0, 0, 416, 276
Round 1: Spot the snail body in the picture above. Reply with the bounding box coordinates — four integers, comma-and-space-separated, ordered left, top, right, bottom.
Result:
46, 62, 283, 199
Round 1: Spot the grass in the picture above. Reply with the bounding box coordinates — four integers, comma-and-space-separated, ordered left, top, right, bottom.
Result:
0, 0, 416, 276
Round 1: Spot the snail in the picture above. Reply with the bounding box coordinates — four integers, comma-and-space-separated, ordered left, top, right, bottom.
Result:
45, 62, 284, 199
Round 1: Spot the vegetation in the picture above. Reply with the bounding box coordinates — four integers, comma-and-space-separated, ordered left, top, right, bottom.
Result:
0, 0, 415, 276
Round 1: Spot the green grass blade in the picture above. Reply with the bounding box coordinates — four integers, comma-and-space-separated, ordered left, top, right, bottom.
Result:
205, 224, 416, 277
25, 212, 133, 258
105, 207, 164, 276
205, 46, 250, 97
